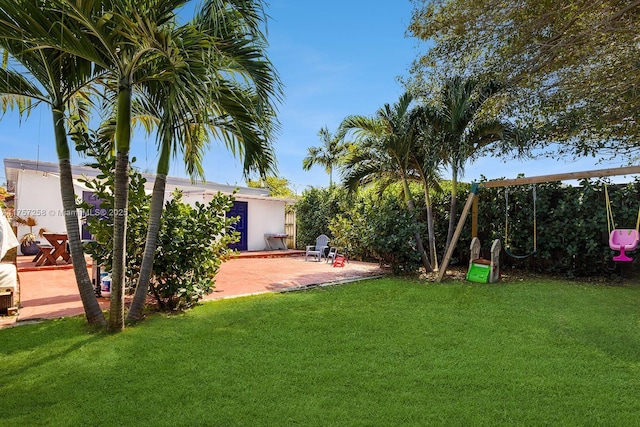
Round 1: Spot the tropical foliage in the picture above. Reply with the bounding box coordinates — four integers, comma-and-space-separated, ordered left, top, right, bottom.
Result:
295, 186, 354, 251
0, 0, 106, 325
0, 0, 280, 329
303, 126, 347, 186
301, 83, 521, 271
151, 191, 238, 311
78, 144, 150, 284
296, 178, 640, 278
296, 185, 425, 274
339, 92, 433, 272
418, 76, 522, 251
247, 176, 296, 198
407, 0, 640, 158
127, 0, 281, 321
80, 147, 239, 311
330, 193, 425, 275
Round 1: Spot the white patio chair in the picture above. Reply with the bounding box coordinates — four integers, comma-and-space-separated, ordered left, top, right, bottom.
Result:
305, 234, 329, 261
326, 246, 338, 264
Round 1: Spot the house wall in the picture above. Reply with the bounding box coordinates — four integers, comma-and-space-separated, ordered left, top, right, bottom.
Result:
181, 192, 287, 251
241, 197, 286, 251
14, 169, 287, 253
16, 171, 62, 235
14, 171, 85, 253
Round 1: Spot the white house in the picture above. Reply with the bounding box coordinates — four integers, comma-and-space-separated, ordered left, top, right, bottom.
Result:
4, 158, 294, 253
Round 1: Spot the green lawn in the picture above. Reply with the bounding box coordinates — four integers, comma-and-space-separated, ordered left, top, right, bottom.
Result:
2, 278, 640, 426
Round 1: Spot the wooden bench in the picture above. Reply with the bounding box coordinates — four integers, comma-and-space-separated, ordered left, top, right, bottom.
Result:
34, 244, 54, 267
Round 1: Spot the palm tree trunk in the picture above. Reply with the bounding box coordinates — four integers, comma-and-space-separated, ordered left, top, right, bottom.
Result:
401, 175, 432, 273
126, 136, 170, 321
445, 166, 458, 253
423, 185, 438, 271
54, 109, 106, 326
108, 87, 132, 331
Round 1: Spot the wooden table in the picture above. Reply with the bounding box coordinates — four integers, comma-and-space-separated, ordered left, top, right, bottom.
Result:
39, 233, 71, 266
264, 233, 288, 250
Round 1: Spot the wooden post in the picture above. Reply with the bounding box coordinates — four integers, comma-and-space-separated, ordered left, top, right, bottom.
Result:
481, 165, 640, 188
489, 239, 501, 283
472, 194, 479, 238
437, 184, 479, 282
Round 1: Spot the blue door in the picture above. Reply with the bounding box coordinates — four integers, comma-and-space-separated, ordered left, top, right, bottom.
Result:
227, 201, 248, 251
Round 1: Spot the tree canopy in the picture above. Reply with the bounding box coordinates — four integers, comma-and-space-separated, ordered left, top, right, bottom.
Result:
408, 0, 640, 159
247, 176, 295, 198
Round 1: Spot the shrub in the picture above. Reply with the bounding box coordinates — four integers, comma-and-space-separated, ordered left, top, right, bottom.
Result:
360, 198, 424, 274
295, 186, 355, 248
78, 136, 238, 310
151, 191, 238, 311
79, 154, 150, 284
325, 189, 424, 274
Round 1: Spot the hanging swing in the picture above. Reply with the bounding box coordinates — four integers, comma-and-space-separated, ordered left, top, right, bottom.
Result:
605, 185, 640, 262
504, 185, 537, 259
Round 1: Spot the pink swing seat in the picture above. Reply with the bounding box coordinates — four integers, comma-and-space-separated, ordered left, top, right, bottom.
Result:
609, 229, 640, 262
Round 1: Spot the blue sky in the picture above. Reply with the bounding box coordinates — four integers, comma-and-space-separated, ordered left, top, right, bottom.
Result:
0, 0, 635, 190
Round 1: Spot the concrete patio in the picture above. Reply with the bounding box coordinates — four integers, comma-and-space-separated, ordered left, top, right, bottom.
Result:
0, 251, 387, 328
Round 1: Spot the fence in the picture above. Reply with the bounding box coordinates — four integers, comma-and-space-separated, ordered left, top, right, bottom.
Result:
285, 207, 296, 249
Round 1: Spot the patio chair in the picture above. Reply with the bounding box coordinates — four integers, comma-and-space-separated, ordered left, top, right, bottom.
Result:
326, 246, 338, 264
305, 234, 329, 261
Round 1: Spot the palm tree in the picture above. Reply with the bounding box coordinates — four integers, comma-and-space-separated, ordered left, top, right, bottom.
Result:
8, 0, 277, 330
424, 76, 512, 252
0, 1, 106, 326
126, 1, 281, 321
38, 0, 217, 330
302, 126, 345, 186
340, 92, 433, 273
407, 106, 444, 270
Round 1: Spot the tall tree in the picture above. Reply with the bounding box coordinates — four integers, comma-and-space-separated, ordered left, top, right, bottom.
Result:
43, 0, 238, 331
12, 0, 198, 330
340, 93, 433, 273
408, 0, 640, 158
247, 176, 295, 198
127, 0, 281, 321
420, 76, 516, 252
407, 105, 444, 269
303, 126, 346, 187
0, 1, 106, 325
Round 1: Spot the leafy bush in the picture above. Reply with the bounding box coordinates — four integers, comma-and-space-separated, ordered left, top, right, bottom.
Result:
78, 136, 238, 310
298, 177, 640, 278
295, 186, 355, 248
151, 191, 238, 310
79, 154, 150, 284
328, 212, 368, 261
324, 189, 424, 274
360, 198, 424, 274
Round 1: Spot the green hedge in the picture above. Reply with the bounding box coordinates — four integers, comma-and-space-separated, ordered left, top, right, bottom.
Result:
296, 186, 424, 274
296, 179, 640, 277
471, 179, 640, 277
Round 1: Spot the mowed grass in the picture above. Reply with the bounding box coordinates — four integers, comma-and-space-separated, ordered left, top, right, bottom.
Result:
2, 278, 640, 426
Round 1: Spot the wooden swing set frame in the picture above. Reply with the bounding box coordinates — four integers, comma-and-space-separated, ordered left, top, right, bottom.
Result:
436, 165, 640, 282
